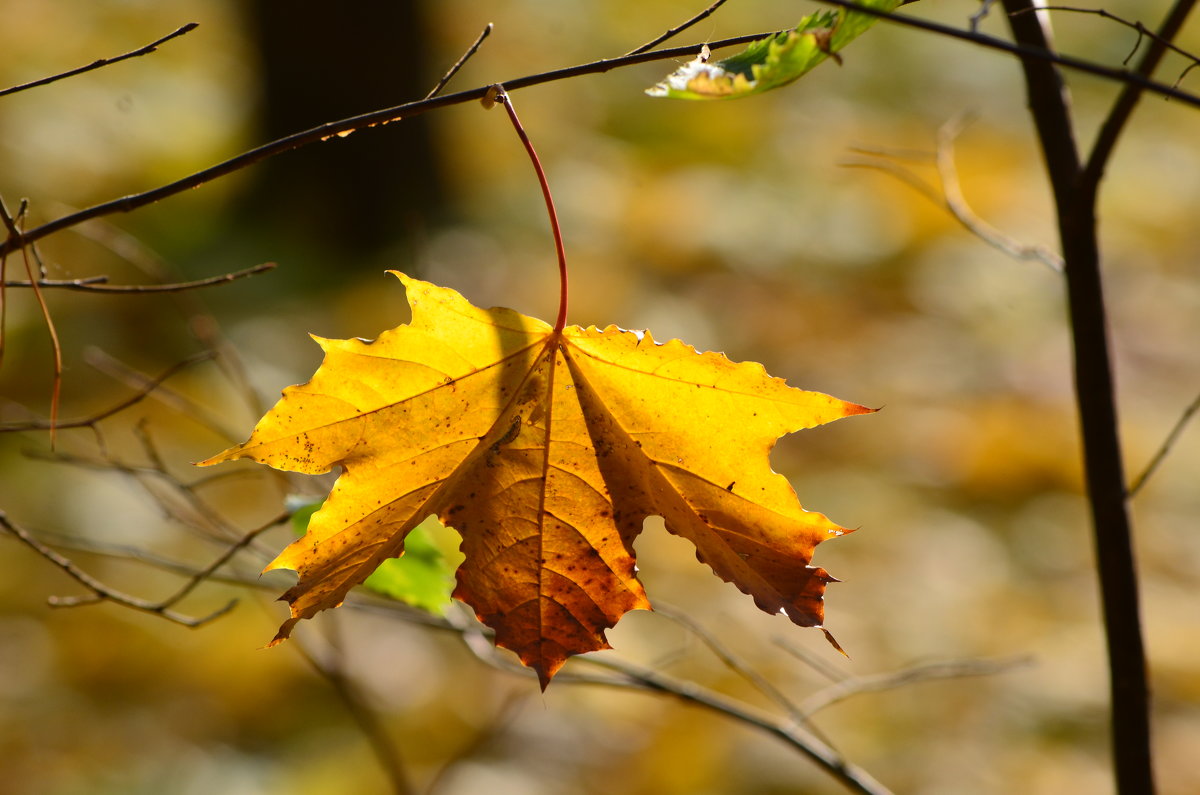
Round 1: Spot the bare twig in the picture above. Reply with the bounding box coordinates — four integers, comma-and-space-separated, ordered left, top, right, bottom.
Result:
843, 118, 1063, 271
3, 261, 276, 292
1129, 388, 1200, 497
0, 510, 237, 627
4, 12, 1200, 261
80, 348, 241, 442
1081, 0, 1197, 194
425, 23, 493, 100
444, 608, 891, 795
797, 657, 1031, 719
933, 115, 1063, 271
9, 205, 64, 445
654, 604, 809, 721
625, 0, 733, 55
1015, 6, 1200, 76
575, 656, 893, 795
0, 23, 198, 98
291, 628, 416, 795
773, 637, 850, 684
970, 0, 1000, 33
0, 351, 215, 433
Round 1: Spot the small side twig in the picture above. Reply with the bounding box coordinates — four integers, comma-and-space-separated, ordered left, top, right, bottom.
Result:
970, 0, 1000, 33
0, 351, 215, 433
1014, 5, 1200, 79
796, 657, 1031, 719
292, 627, 416, 795
424, 23, 493, 100
0, 510, 237, 627
654, 604, 809, 722
6, 13, 1200, 262
1128, 388, 1200, 496
933, 114, 1063, 271
445, 607, 891, 795
843, 117, 1063, 272
625, 0, 732, 56
3, 261, 276, 292
0, 23, 199, 98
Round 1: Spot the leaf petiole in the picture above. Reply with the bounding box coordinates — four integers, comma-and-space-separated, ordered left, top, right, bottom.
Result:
487, 85, 569, 334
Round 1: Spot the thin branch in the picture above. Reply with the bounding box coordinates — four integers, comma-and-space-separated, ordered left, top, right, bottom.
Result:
843, 118, 1063, 271
3, 261, 276, 292
0, 351, 215, 433
1129, 388, 1200, 496
0, 23, 198, 98
1003, 2, 1155, 792
5, 12, 1200, 261
291, 628, 415, 795
0, 510, 236, 627
13, 208, 63, 445
772, 637, 850, 684
1080, 0, 1197, 196
625, 0, 733, 56
933, 114, 1063, 271
83, 347, 241, 442
444, 608, 890, 795
0, 31, 771, 260
1016, 6, 1200, 75
576, 657, 893, 795
970, 0, 1000, 33
805, 0, 1200, 105
425, 23, 493, 100
796, 657, 1031, 719
654, 604, 809, 722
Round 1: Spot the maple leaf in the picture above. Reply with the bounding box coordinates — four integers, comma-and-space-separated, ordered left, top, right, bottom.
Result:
200, 273, 872, 686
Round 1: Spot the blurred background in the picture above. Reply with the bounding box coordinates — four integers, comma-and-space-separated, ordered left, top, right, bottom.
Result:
1, 1, 1198, 793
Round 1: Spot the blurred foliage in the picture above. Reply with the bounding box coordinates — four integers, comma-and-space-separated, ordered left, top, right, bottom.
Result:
1, 1, 1198, 794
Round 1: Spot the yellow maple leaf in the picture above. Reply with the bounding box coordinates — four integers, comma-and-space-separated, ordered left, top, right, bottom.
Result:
201, 272, 873, 686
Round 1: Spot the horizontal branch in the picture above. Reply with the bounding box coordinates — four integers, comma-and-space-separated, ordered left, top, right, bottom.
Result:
2, 261, 275, 293
810, 0, 1200, 105
4, 9, 1199, 260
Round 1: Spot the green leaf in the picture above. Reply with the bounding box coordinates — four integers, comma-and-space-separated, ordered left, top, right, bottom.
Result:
646, 0, 902, 100
289, 499, 455, 615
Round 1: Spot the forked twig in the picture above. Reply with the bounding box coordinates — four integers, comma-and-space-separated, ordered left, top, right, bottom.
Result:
444, 607, 891, 795
4, 10, 1200, 262
0, 23, 199, 98
1014, 5, 1200, 80
0, 510, 238, 627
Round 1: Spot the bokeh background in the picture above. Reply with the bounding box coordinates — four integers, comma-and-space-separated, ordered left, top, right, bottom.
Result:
1, 2, 1198, 793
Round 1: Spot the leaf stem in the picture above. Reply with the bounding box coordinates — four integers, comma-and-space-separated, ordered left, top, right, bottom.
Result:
491, 86, 569, 333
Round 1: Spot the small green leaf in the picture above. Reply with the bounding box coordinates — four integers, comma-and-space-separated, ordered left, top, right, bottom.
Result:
646, 0, 902, 100
289, 499, 455, 615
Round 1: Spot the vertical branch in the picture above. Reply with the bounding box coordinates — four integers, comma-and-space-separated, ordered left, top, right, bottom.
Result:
1002, 2, 1154, 793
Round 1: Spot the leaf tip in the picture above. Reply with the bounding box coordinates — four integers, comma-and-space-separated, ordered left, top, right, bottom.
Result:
265, 617, 300, 648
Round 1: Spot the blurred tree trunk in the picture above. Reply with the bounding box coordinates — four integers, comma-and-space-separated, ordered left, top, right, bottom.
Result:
237, 1, 443, 270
